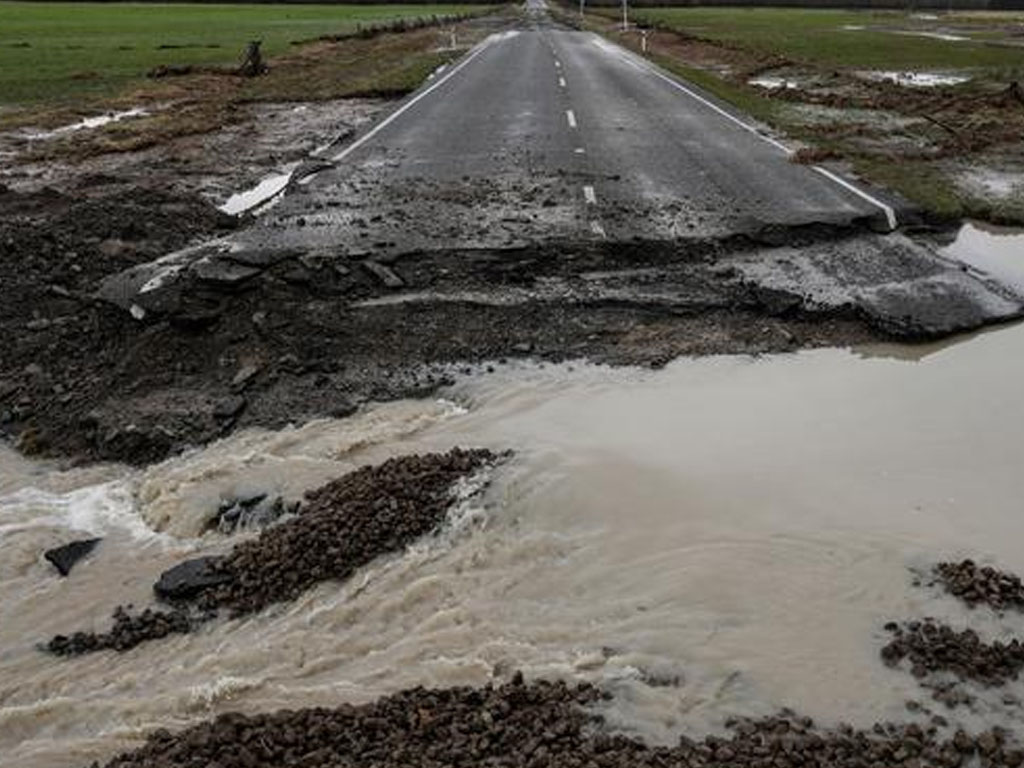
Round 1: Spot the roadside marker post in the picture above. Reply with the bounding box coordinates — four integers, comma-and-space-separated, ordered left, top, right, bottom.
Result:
640, 30, 648, 54
622, 0, 629, 31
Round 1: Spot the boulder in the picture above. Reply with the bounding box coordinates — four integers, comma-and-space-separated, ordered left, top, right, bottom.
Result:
154, 556, 232, 601
44, 537, 102, 576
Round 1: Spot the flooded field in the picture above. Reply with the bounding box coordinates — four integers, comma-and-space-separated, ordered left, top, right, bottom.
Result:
3, 319, 1024, 767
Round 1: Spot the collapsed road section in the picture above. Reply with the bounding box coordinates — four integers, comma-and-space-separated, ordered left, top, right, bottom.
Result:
2, 17, 1023, 469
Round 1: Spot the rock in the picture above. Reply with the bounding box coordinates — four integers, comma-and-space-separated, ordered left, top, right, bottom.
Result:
211, 493, 295, 534
44, 538, 101, 576
231, 363, 261, 390
153, 556, 232, 601
362, 260, 404, 289
192, 259, 262, 290
213, 395, 246, 420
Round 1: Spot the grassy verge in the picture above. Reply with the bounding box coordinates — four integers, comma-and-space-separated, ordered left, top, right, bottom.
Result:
0, 2, 492, 105
2, 7, 505, 160
630, 7, 1024, 72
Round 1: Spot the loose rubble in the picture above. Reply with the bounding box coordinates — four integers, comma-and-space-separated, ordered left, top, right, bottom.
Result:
933, 560, 1024, 612
48, 606, 193, 656
46, 448, 501, 655
881, 619, 1024, 687
198, 447, 500, 616
95, 675, 1024, 768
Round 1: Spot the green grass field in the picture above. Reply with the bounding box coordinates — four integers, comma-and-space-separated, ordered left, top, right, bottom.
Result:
632, 7, 1024, 73
0, 2, 488, 104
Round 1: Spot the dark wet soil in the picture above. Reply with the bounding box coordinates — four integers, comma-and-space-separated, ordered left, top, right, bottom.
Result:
94, 675, 1023, 768
0, 180, 890, 467
47, 448, 500, 655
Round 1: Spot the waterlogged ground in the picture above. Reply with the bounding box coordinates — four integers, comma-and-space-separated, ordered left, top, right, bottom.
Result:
3, 321, 1024, 767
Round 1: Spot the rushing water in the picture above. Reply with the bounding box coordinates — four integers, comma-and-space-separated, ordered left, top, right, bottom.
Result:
4, 322, 1024, 767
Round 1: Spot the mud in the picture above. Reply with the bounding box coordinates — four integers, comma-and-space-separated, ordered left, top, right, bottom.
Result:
95, 676, 1024, 768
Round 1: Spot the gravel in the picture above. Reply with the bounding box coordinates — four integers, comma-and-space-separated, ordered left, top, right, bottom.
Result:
93, 675, 1024, 768
882, 619, 1024, 687
933, 560, 1024, 613
197, 446, 502, 616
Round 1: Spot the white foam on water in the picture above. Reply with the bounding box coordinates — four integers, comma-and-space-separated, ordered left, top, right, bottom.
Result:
134, 398, 470, 537
0, 481, 156, 543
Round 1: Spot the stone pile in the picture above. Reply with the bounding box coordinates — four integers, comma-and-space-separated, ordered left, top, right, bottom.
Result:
48, 606, 192, 656
95, 676, 1024, 768
934, 560, 1024, 612
881, 619, 1024, 687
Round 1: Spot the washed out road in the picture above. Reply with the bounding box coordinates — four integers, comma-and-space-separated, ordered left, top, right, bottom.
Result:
104, 1, 1022, 339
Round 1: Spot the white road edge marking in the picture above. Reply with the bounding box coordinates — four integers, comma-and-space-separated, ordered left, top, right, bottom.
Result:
812, 166, 897, 231
566, 110, 578, 129
555, 60, 562, 68
590, 221, 607, 238
559, 76, 567, 88
591, 34, 898, 230
583, 185, 597, 205
574, 147, 586, 154
321, 39, 494, 167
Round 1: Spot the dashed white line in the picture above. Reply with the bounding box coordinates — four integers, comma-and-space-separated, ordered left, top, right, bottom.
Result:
590, 221, 607, 238
574, 147, 586, 154
583, 185, 597, 205
566, 110, 577, 129
559, 76, 567, 88
554, 60, 562, 68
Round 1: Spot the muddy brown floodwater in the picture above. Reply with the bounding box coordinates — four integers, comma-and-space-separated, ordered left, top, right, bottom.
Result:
3, 321, 1024, 767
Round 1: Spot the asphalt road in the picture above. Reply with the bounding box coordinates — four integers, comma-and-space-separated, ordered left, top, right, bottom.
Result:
232, 1, 896, 257
103, 2, 1024, 337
